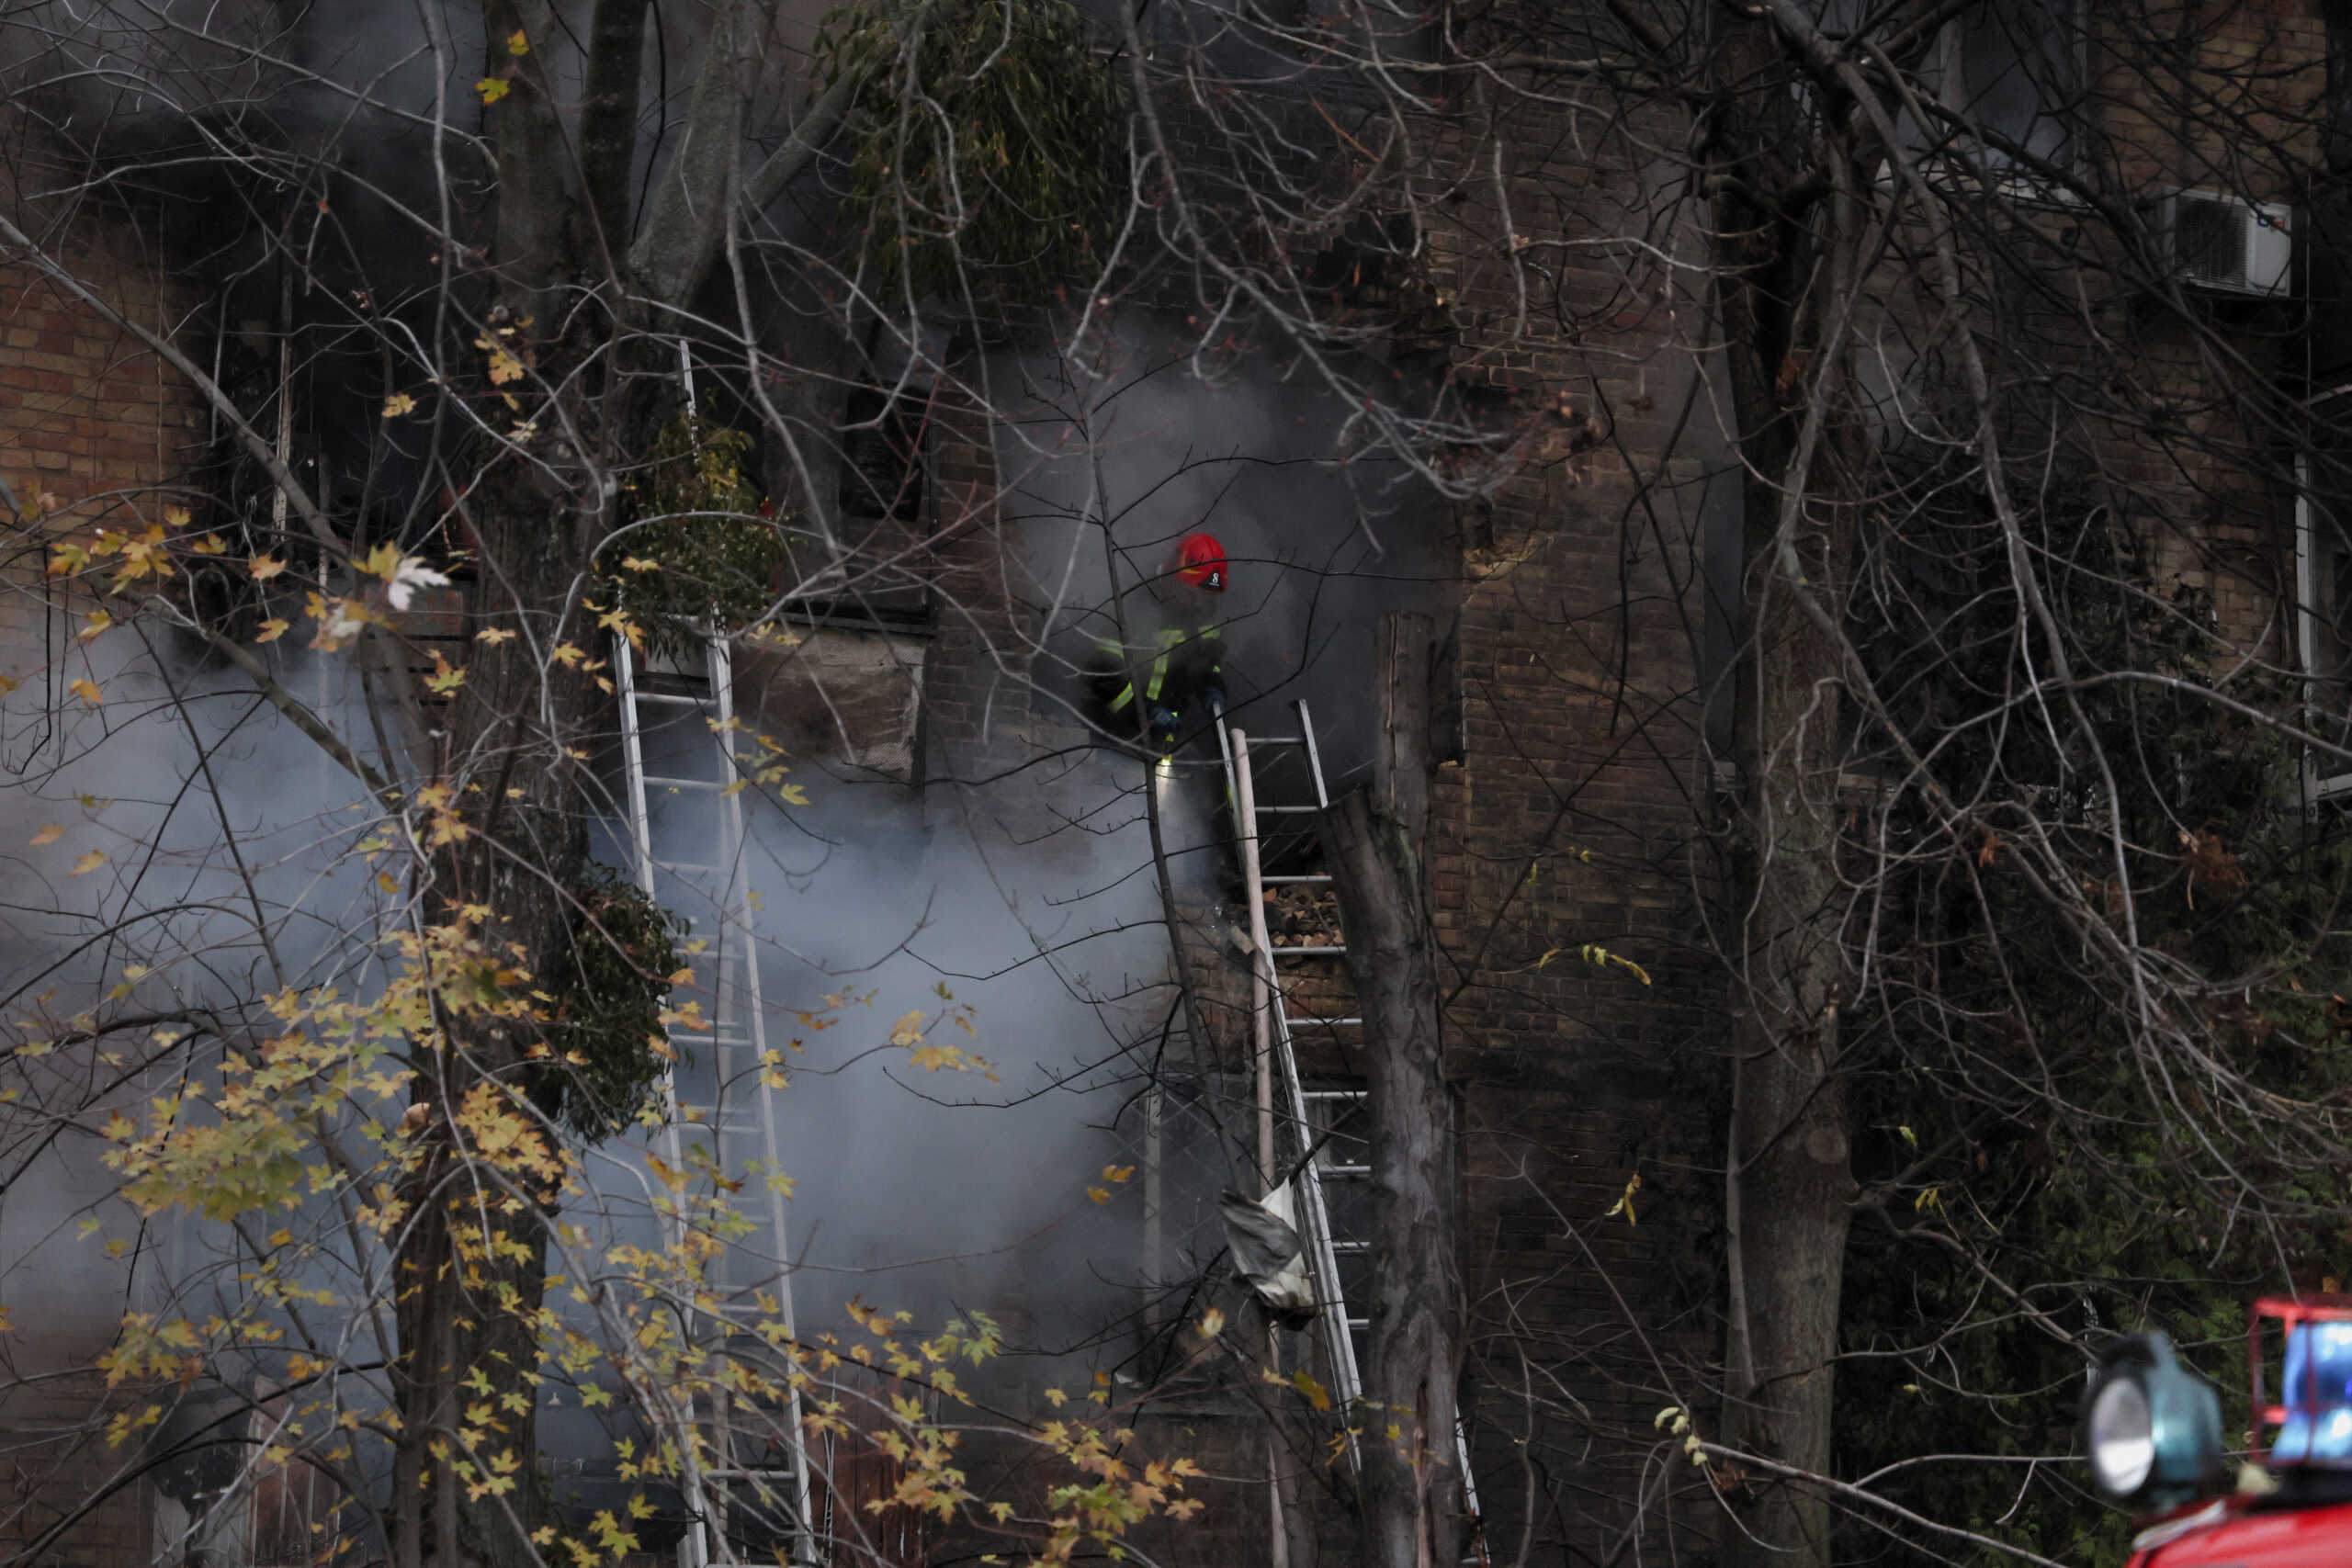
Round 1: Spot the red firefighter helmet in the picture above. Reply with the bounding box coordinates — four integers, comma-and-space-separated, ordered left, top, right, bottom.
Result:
1175, 532, 1227, 592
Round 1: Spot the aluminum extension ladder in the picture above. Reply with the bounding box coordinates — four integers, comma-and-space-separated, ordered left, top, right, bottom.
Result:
1215, 700, 1484, 1558
615, 634, 814, 1568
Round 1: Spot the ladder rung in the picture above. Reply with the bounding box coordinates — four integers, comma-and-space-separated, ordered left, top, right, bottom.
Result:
644, 775, 725, 791
703, 1465, 804, 1480
1260, 874, 1332, 885
1302, 1089, 1368, 1101
1347, 1317, 1369, 1331
1257, 804, 1320, 814
1273, 945, 1344, 956
1321, 1164, 1371, 1179
632, 691, 704, 706
1299, 1016, 1361, 1027
1330, 1239, 1373, 1254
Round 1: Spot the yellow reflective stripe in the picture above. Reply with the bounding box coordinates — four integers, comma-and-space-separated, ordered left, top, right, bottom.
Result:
1100, 626, 1216, 714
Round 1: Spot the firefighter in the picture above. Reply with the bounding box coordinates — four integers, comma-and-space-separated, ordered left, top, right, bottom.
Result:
1087, 532, 1228, 750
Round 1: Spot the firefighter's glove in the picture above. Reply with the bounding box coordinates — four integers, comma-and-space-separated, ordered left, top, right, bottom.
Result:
1148, 705, 1182, 747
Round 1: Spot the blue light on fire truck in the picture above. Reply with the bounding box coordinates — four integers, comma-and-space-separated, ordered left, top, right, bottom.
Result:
2274, 1321, 2352, 1463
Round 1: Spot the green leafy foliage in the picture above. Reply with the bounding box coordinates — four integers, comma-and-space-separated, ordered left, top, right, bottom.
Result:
596, 413, 786, 656
537, 868, 685, 1142
816, 0, 1122, 302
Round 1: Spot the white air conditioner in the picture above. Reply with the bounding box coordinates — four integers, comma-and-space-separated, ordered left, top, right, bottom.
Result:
2147, 188, 2292, 296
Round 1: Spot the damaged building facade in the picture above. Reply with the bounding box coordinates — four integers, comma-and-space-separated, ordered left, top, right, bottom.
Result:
1, 0, 2346, 1565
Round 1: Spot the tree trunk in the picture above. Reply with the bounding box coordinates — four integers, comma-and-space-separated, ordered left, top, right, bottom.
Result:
1703, 15, 1874, 1566
1324, 612, 1464, 1568
393, 377, 612, 1562
389, 10, 616, 1557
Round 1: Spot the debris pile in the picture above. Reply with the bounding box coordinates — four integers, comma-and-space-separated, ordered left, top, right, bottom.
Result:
1258, 884, 1343, 948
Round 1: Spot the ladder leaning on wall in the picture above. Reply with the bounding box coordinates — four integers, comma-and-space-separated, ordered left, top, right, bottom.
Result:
614, 632, 814, 1568
1215, 699, 1485, 1563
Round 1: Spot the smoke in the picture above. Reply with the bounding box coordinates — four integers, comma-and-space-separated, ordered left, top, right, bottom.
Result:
996, 313, 1450, 799
0, 624, 390, 1371
735, 761, 1170, 1329
0, 0, 1452, 1526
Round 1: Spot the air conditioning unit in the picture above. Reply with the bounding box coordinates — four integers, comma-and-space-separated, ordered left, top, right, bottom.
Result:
2147, 188, 2292, 296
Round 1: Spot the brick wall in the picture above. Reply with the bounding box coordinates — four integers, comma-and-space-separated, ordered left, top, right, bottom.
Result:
0, 1374, 152, 1568
0, 166, 203, 562
1407, 85, 1728, 1558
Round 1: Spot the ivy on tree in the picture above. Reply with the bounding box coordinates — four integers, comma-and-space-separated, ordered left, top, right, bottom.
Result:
537, 867, 686, 1142
817, 0, 1123, 302
596, 413, 786, 656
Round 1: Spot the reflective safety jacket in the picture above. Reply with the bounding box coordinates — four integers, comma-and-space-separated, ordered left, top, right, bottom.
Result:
1088, 625, 1226, 740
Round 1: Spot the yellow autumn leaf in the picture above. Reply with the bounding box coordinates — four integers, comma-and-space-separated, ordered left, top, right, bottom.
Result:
1085, 1187, 1111, 1204
68, 678, 101, 706
71, 851, 107, 876
77, 610, 110, 641
255, 619, 289, 643
382, 392, 416, 418
888, 1010, 925, 1047
1102, 1164, 1133, 1184
477, 340, 524, 385
248, 554, 287, 580
162, 503, 190, 527
189, 534, 227, 555
476, 76, 509, 105
1290, 1369, 1332, 1413
620, 556, 661, 573
507, 28, 528, 53
30, 824, 62, 845
476, 626, 516, 643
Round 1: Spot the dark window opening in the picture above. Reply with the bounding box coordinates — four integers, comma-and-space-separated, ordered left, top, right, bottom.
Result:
1931, 0, 2085, 174
838, 385, 929, 524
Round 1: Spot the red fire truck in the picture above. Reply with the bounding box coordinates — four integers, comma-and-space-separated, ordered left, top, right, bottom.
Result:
2086, 1297, 2352, 1568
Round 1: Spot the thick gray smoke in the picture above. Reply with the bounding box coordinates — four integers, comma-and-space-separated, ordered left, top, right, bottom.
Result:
997, 313, 1450, 795
0, 629, 388, 1371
